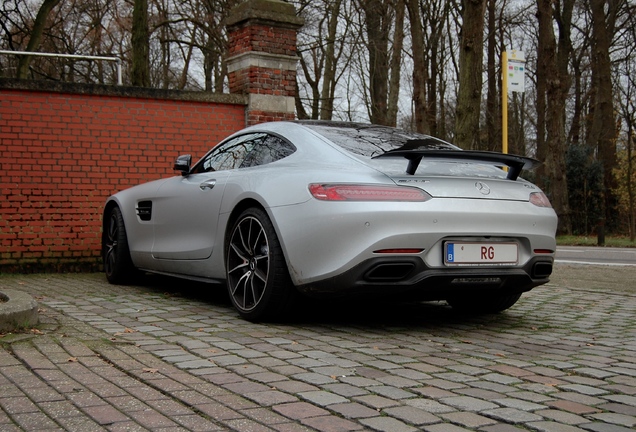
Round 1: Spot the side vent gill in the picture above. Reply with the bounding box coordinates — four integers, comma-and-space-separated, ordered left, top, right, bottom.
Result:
137, 200, 152, 221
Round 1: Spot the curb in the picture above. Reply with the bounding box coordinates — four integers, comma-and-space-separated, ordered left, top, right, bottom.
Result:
0, 289, 39, 332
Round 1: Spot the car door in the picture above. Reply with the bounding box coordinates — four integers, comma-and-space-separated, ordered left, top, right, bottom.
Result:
150, 134, 261, 261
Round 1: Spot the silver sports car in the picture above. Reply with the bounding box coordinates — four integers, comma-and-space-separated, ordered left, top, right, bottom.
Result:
102, 121, 557, 321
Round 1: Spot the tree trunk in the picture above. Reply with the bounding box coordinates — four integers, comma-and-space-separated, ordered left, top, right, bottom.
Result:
588, 0, 619, 231
16, 0, 62, 79
386, 0, 404, 126
131, 0, 150, 87
536, 0, 573, 234
405, 0, 429, 133
361, 0, 391, 125
454, 0, 487, 150
320, 0, 343, 120
485, 0, 498, 151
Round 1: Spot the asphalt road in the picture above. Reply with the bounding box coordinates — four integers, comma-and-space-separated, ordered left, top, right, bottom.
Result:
552, 246, 636, 295
556, 246, 636, 266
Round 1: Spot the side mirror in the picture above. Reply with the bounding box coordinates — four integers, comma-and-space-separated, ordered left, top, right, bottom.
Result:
173, 154, 192, 175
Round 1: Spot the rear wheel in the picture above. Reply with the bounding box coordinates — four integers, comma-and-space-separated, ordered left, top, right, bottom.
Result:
226, 207, 295, 322
103, 206, 137, 284
447, 293, 522, 314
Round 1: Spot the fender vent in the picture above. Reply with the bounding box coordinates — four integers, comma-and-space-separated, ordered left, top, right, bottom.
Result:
136, 201, 152, 221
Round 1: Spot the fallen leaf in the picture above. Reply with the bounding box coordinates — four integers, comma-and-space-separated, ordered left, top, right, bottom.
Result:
143, 368, 158, 374
68, 357, 78, 362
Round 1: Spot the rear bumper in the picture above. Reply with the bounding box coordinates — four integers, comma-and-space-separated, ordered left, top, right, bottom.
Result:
295, 255, 553, 300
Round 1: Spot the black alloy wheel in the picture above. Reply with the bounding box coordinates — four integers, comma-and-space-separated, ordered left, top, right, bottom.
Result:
103, 206, 136, 284
226, 207, 294, 321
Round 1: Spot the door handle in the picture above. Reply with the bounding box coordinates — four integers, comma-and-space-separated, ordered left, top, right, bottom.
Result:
199, 179, 216, 190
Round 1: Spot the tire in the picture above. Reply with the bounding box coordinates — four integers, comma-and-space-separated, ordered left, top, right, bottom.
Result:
102, 206, 137, 284
226, 207, 295, 322
447, 293, 522, 314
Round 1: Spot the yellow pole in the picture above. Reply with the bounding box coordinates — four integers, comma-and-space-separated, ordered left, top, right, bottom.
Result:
502, 51, 508, 155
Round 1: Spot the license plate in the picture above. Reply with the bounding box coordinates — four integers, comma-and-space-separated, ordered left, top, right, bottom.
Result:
445, 242, 518, 265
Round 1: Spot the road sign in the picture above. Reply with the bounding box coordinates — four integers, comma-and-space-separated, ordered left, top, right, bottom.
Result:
507, 51, 526, 93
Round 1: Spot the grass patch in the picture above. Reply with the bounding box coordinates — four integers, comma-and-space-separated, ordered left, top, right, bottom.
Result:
557, 235, 636, 248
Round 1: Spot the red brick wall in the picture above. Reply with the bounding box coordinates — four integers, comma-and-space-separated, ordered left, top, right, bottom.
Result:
0, 87, 246, 271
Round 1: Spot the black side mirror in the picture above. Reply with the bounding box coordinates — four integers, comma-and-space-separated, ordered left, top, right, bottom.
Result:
173, 154, 192, 175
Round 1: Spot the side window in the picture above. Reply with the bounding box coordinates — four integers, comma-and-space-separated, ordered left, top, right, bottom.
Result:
193, 133, 263, 173
241, 135, 296, 168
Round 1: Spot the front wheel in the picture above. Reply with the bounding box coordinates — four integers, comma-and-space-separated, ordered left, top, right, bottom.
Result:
226, 208, 295, 322
102, 206, 137, 284
447, 293, 522, 314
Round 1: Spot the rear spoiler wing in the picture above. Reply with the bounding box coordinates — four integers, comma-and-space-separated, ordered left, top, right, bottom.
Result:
373, 149, 541, 181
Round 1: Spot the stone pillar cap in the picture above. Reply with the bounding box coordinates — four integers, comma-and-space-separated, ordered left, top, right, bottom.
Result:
225, 0, 304, 28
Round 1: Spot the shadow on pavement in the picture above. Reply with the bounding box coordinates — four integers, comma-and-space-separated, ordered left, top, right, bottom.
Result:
131, 272, 522, 330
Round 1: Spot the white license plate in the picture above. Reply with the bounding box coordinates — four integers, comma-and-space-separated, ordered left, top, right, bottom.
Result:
445, 242, 518, 265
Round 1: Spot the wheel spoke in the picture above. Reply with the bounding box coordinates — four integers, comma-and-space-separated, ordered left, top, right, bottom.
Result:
227, 215, 270, 313
229, 242, 249, 265
253, 266, 267, 283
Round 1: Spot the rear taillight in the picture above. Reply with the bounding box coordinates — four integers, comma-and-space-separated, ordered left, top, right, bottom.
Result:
309, 184, 431, 202
529, 192, 552, 208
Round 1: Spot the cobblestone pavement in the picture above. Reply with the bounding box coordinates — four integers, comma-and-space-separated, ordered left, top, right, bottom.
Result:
1, 265, 635, 432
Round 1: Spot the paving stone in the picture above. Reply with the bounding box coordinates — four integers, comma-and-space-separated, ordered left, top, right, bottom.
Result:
330, 402, 380, 419
492, 397, 546, 411
525, 421, 589, 432
359, 415, 418, 432
298, 390, 348, 406
579, 422, 636, 432
272, 401, 329, 420
301, 414, 363, 432
587, 413, 636, 428
405, 398, 455, 414
384, 405, 440, 426
535, 409, 589, 425
483, 407, 544, 424
423, 422, 474, 432
440, 411, 498, 428
440, 395, 499, 412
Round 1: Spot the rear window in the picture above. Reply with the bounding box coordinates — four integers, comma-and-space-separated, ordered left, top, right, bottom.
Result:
299, 121, 508, 179
298, 122, 459, 157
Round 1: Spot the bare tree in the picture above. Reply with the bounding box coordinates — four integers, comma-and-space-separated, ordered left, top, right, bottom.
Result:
588, 0, 623, 230
294, 0, 354, 120
536, 0, 574, 234
16, 0, 62, 78
454, 0, 487, 149
357, 0, 403, 126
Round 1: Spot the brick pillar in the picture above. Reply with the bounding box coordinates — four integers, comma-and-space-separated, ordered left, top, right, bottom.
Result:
225, 0, 304, 125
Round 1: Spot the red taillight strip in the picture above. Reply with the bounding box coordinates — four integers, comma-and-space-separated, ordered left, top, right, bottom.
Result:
309, 184, 430, 202
533, 249, 555, 254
